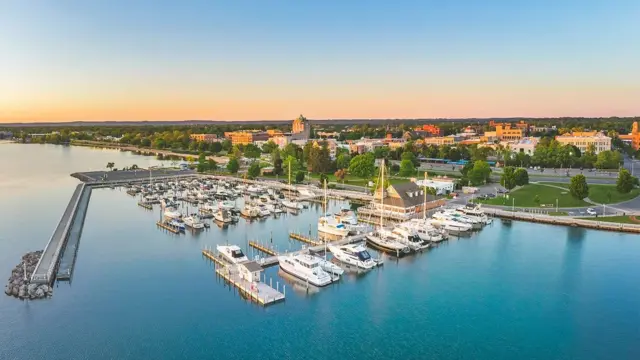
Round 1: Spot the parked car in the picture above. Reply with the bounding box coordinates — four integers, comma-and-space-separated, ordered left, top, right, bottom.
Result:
586, 208, 597, 215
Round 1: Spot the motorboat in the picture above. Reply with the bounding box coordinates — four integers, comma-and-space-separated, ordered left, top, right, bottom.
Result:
366, 230, 411, 257
328, 242, 378, 270
217, 245, 249, 264
405, 219, 446, 242
183, 215, 205, 229
441, 210, 483, 229
277, 254, 338, 287
214, 209, 233, 223
257, 206, 271, 217
240, 205, 259, 218
282, 199, 304, 210
428, 217, 472, 236
164, 207, 182, 220
385, 225, 430, 251
168, 219, 186, 231
318, 214, 350, 237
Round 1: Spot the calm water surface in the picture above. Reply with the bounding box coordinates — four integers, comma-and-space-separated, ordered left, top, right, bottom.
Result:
1, 143, 639, 360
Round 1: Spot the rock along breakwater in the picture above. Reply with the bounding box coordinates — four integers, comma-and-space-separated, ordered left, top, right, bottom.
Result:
4, 251, 53, 300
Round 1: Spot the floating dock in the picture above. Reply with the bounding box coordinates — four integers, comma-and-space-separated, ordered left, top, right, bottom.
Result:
249, 241, 279, 256
156, 221, 181, 234
288, 232, 322, 246
202, 249, 285, 306
56, 186, 93, 280
137, 202, 153, 210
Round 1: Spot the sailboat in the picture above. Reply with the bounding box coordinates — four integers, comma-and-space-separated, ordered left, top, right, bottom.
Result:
317, 180, 349, 237
282, 158, 303, 210
365, 159, 411, 257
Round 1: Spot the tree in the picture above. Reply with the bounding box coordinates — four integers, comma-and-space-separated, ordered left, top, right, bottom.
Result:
569, 174, 589, 200
261, 141, 278, 154
467, 160, 492, 186
283, 155, 300, 175
319, 173, 329, 185
247, 162, 261, 179
336, 153, 351, 170
616, 169, 634, 194
513, 168, 529, 186
534, 195, 540, 207
272, 150, 283, 175
295, 171, 305, 183
348, 153, 376, 180
221, 139, 232, 152
243, 144, 261, 160
197, 153, 207, 172
131, 164, 139, 170
106, 162, 115, 171
500, 166, 517, 190
208, 159, 218, 171
334, 169, 346, 182
399, 159, 415, 177
390, 163, 400, 173
401, 151, 419, 166
226, 158, 239, 174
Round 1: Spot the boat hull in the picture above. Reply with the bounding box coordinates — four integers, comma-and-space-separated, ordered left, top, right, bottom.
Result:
278, 262, 333, 287
365, 236, 410, 257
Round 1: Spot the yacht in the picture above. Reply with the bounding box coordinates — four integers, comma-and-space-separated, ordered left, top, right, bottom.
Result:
214, 209, 233, 223
183, 215, 205, 229
217, 245, 248, 264
282, 199, 304, 210
257, 206, 272, 217
277, 254, 337, 287
386, 225, 430, 251
164, 207, 182, 220
405, 219, 446, 242
168, 219, 186, 231
328, 243, 379, 270
428, 216, 472, 236
240, 205, 259, 218
218, 200, 236, 211
366, 230, 411, 257
318, 214, 350, 237
441, 210, 483, 229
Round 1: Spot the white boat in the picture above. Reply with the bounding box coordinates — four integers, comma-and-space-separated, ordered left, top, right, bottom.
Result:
183, 215, 205, 229
317, 257, 344, 275
282, 199, 303, 210
168, 219, 185, 231
240, 205, 259, 218
385, 225, 430, 251
257, 206, 271, 217
428, 216, 472, 235
405, 219, 446, 242
440, 210, 483, 229
164, 207, 182, 220
277, 254, 337, 287
214, 209, 233, 223
217, 245, 249, 264
328, 243, 378, 270
219, 200, 235, 211
318, 214, 350, 237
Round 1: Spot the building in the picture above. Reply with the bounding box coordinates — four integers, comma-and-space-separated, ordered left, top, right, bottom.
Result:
416, 124, 443, 136
312, 139, 338, 159
495, 124, 523, 141
291, 115, 311, 140
238, 261, 264, 283
266, 129, 284, 137
190, 133, 218, 143
511, 137, 539, 155
421, 136, 457, 146
348, 139, 384, 154
619, 121, 640, 150
0, 131, 13, 139
415, 178, 455, 195
372, 182, 437, 217
555, 132, 611, 154
271, 135, 291, 149
224, 131, 269, 145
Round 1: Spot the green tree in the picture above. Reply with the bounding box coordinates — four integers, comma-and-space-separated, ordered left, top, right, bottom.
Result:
616, 168, 634, 194
106, 162, 115, 170
399, 159, 415, 177
247, 162, 261, 179
500, 166, 517, 190
272, 150, 283, 175
284, 155, 300, 175
226, 158, 239, 174
319, 173, 329, 185
513, 168, 529, 186
336, 153, 351, 170
197, 153, 207, 173
468, 160, 492, 186
295, 170, 305, 183
534, 195, 540, 206
401, 151, 419, 166
334, 169, 346, 183
208, 159, 218, 171
261, 141, 278, 154
349, 153, 376, 180
221, 139, 232, 152
569, 174, 589, 200
243, 143, 261, 160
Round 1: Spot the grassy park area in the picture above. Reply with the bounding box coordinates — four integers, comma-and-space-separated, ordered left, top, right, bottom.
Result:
576, 215, 640, 224
474, 184, 590, 208
538, 182, 640, 204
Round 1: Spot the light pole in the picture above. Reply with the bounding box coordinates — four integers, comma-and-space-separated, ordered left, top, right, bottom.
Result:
512, 198, 515, 212
556, 198, 558, 213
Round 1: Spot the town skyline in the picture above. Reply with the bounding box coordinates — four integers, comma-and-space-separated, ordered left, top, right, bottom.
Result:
1, 0, 639, 122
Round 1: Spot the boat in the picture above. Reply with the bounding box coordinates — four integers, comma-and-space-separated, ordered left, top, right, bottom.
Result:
240, 205, 259, 218
257, 206, 271, 217
328, 242, 378, 270
318, 215, 350, 237
217, 245, 248, 264
282, 199, 303, 210
214, 209, 233, 223
168, 219, 186, 231
163, 207, 182, 220
428, 216, 472, 235
183, 215, 205, 229
277, 254, 337, 287
405, 219, 446, 242
440, 210, 483, 229
385, 225, 430, 251
365, 159, 411, 257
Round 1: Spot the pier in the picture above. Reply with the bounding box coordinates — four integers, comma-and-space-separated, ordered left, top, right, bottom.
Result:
56, 186, 93, 280
249, 241, 279, 256
202, 249, 285, 306
156, 221, 182, 234
138, 202, 153, 210
31, 184, 87, 284
288, 232, 322, 246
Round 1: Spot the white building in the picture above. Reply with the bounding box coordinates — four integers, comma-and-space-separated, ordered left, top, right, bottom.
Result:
239, 261, 263, 283
511, 137, 539, 155
555, 132, 611, 154
415, 178, 455, 195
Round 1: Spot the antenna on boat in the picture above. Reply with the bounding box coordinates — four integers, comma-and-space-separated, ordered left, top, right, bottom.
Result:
423, 171, 427, 221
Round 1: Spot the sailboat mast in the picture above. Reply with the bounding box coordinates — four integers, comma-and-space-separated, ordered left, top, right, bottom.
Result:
380, 159, 384, 229
423, 171, 427, 221
324, 179, 327, 214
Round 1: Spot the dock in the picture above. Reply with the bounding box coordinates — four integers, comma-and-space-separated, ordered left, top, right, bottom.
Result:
138, 202, 153, 210
56, 186, 93, 280
249, 241, 279, 256
31, 184, 86, 284
202, 249, 285, 306
156, 221, 181, 234
288, 232, 322, 246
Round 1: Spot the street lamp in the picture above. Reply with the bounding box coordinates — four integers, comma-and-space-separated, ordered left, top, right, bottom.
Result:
556, 198, 558, 213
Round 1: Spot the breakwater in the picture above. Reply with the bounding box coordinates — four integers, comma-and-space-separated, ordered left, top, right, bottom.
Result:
4, 251, 53, 300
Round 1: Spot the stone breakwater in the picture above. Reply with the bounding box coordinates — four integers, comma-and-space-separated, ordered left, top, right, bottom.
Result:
4, 251, 53, 300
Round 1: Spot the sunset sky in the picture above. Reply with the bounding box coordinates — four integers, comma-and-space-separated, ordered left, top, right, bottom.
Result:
1, 0, 639, 123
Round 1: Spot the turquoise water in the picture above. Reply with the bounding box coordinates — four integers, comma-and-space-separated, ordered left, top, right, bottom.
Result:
1, 143, 639, 360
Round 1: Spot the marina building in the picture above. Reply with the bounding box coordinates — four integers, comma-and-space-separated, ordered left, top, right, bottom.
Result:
372, 182, 436, 217
415, 178, 455, 195
555, 132, 611, 154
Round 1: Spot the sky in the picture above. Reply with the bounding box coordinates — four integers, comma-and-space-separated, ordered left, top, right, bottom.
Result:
0, 0, 639, 123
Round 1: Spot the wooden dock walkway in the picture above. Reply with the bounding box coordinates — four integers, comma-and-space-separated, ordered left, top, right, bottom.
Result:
138, 202, 153, 210
288, 232, 322, 246
249, 241, 279, 256
156, 221, 181, 234
201, 249, 285, 306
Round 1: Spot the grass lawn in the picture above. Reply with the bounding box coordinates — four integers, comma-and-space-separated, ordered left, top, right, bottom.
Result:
538, 182, 640, 204
576, 215, 640, 224
548, 211, 569, 216
474, 184, 590, 208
